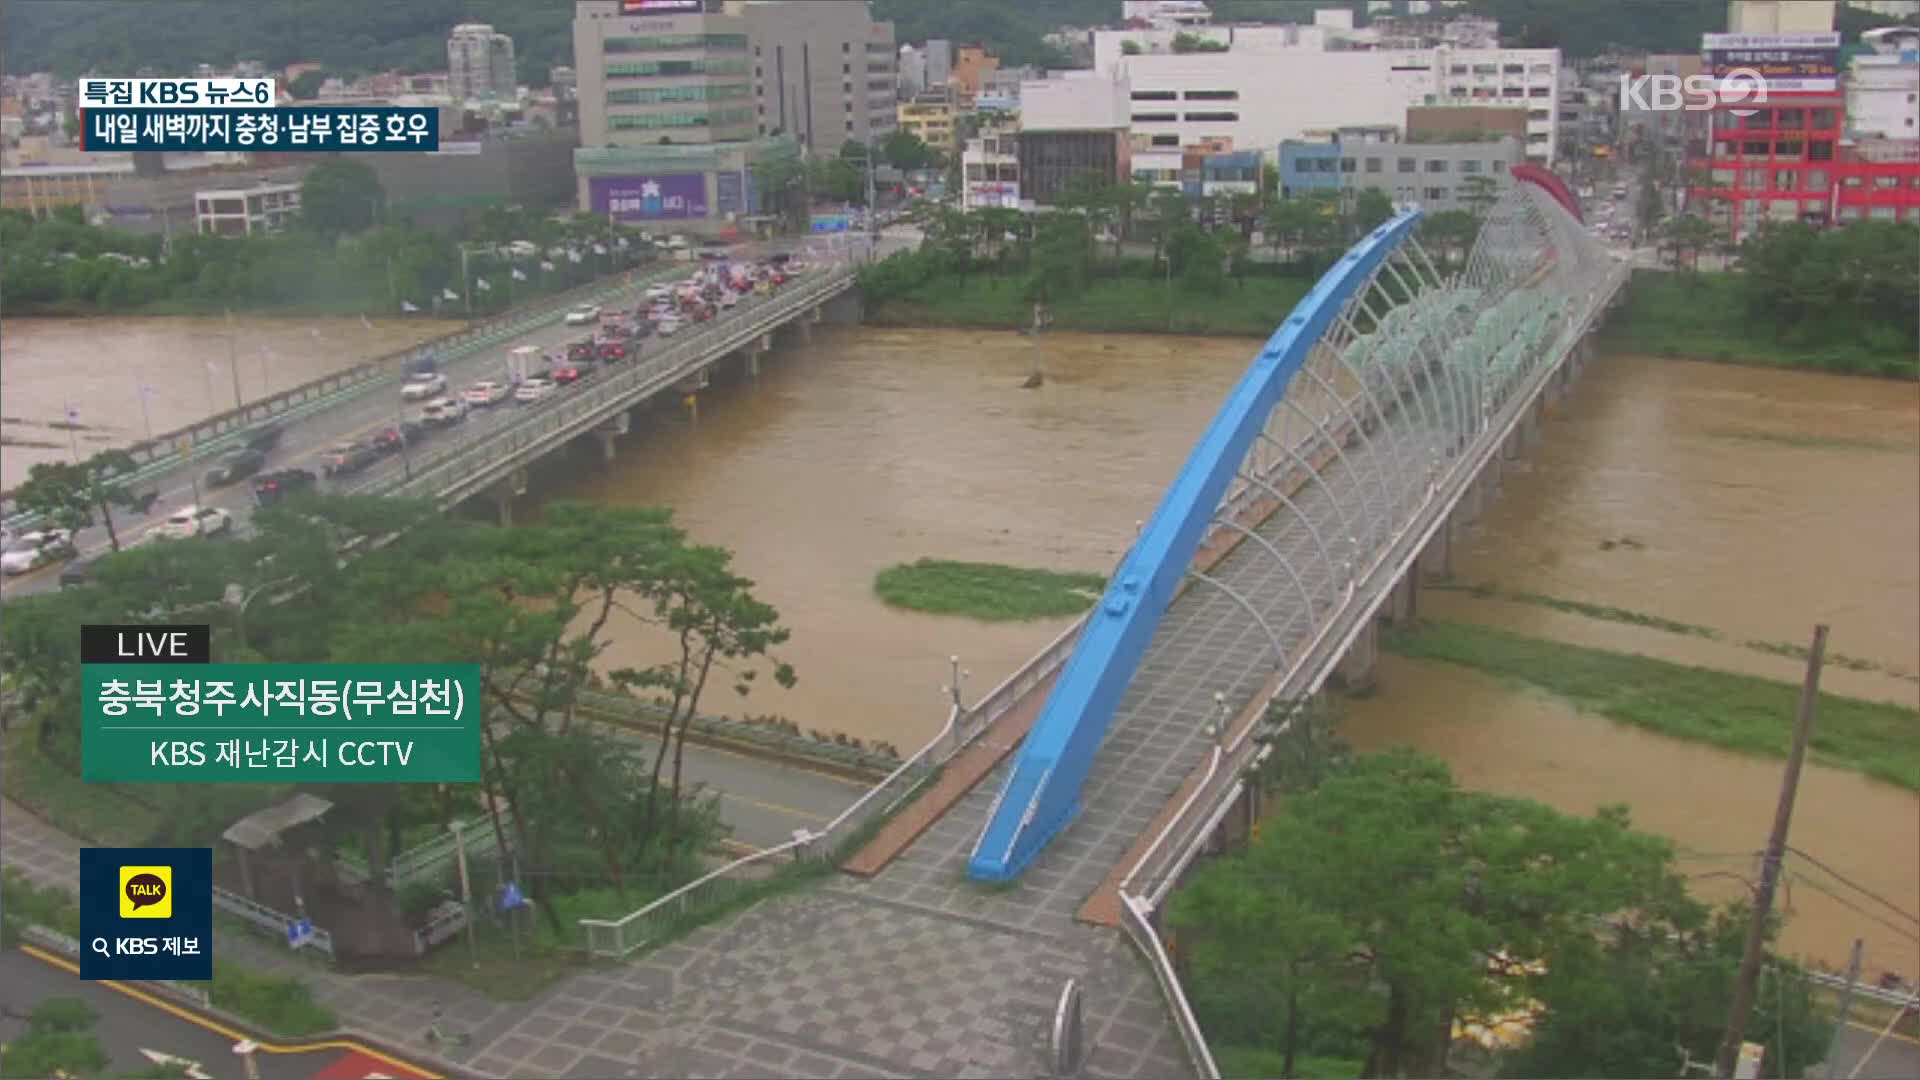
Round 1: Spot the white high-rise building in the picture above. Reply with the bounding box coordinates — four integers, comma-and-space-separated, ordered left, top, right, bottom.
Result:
1849, 27, 1920, 139
448, 23, 517, 102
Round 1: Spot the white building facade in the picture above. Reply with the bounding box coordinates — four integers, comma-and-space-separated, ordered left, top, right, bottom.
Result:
961, 126, 1021, 208
194, 181, 301, 235
1105, 44, 1561, 164
1848, 30, 1920, 139
448, 23, 517, 103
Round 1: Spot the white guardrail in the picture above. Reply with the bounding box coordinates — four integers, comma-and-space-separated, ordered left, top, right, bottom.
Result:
1110, 263, 1630, 1080
581, 609, 1091, 959
354, 266, 860, 507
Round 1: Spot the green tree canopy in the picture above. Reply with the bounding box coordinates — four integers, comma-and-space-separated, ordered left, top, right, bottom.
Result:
299, 159, 386, 242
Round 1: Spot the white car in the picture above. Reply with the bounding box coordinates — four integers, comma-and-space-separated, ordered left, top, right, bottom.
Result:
717, 290, 740, 309
0, 529, 76, 575
420, 396, 468, 424
563, 304, 601, 326
400, 371, 447, 401
655, 317, 683, 337
159, 506, 232, 540
464, 380, 509, 407
645, 284, 673, 301
514, 377, 557, 403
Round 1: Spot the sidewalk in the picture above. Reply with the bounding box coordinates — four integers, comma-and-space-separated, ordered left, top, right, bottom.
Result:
1, 798, 516, 1067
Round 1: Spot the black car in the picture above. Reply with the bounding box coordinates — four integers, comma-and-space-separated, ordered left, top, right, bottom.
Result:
59, 558, 97, 589
371, 422, 427, 453
206, 448, 267, 487
252, 469, 317, 506
321, 443, 382, 477
243, 422, 285, 454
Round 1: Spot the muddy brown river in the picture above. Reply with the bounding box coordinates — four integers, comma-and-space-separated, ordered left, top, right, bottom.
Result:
553, 335, 1918, 973
0, 314, 460, 489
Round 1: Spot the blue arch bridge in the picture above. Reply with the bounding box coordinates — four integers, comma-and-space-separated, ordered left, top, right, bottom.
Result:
545, 170, 1627, 1080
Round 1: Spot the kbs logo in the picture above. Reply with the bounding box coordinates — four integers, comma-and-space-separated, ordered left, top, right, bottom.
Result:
1619, 68, 1769, 115
119, 865, 172, 919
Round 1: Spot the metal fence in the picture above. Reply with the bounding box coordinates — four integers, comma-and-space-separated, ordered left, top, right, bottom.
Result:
0, 265, 659, 534
212, 884, 336, 960
334, 809, 514, 891
354, 265, 859, 508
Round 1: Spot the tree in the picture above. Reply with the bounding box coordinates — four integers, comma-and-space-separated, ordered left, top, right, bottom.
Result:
1022, 211, 1093, 303
13, 449, 152, 553
1658, 214, 1720, 273
0, 997, 110, 1080
299, 159, 386, 242
1350, 188, 1395, 235
1459, 174, 1501, 217
1121, 39, 1142, 55
288, 69, 329, 99
752, 155, 810, 232
881, 128, 937, 173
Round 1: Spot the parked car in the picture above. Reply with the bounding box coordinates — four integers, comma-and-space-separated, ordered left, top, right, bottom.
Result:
564, 303, 602, 325
514, 377, 558, 403
464, 380, 509, 407
59, 557, 98, 589
401, 371, 447, 401
159, 505, 233, 539
243, 422, 285, 454
421, 396, 468, 425
252, 469, 317, 506
596, 339, 628, 361
550, 364, 585, 385
0, 529, 76, 576
205, 448, 267, 487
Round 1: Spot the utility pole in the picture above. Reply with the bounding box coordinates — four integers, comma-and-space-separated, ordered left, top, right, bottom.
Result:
226, 309, 243, 407
1825, 938, 1865, 1069
1714, 623, 1828, 1079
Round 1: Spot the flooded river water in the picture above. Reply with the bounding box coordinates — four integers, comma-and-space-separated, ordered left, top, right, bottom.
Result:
553, 335, 1918, 973
0, 314, 460, 489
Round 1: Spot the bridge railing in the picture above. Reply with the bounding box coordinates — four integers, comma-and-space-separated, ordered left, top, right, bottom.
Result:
0, 267, 658, 534
580, 700, 963, 959
356, 266, 858, 506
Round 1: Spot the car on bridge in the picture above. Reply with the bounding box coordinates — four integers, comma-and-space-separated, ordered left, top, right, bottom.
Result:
159, 505, 233, 539
205, 448, 268, 487
515, 377, 558, 404
550, 363, 585, 386
242, 422, 285, 455
564, 303, 602, 326
596, 339, 628, 361
252, 469, 317, 507
567, 339, 597, 363
464, 380, 509, 407
371, 423, 426, 453
1, 528, 76, 576
655, 315, 683, 337
320, 441, 382, 477
420, 397, 468, 425
645, 284, 674, 302
401, 370, 448, 401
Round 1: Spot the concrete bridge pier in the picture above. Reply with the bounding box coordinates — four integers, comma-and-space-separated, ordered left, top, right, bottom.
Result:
1382, 571, 1419, 626
484, 468, 529, 527
819, 289, 863, 325
740, 333, 773, 379
1333, 619, 1380, 694
1420, 518, 1455, 583
590, 410, 631, 464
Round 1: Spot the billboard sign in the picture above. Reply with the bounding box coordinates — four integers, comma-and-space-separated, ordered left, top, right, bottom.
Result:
715, 170, 743, 216
1701, 32, 1839, 93
590, 174, 709, 221
621, 0, 704, 13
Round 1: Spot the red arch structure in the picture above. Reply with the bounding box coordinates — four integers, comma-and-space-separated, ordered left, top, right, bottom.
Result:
1511, 163, 1583, 224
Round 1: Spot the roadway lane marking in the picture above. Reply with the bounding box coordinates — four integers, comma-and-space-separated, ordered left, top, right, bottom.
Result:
18, 945, 448, 1076
715, 790, 831, 825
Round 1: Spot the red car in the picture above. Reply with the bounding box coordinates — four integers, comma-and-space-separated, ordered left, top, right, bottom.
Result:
597, 339, 627, 361
566, 339, 596, 363
551, 364, 584, 385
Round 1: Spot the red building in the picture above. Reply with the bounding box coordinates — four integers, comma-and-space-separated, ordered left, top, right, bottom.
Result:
1689, 93, 1920, 237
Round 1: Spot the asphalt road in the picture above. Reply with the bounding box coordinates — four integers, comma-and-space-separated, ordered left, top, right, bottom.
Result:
1830, 1013, 1920, 1080
1, 946, 440, 1079
1, 237, 893, 602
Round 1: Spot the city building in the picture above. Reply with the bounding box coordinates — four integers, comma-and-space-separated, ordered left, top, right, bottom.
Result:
344, 127, 579, 232
448, 23, 517, 103
1200, 149, 1260, 196
1338, 135, 1521, 213
1406, 104, 1529, 142
1728, 0, 1838, 32
924, 40, 954, 91
951, 45, 1000, 95
897, 94, 956, 153
1844, 0, 1920, 15
1099, 34, 1562, 163
1277, 140, 1343, 198
1847, 27, 1920, 139
194, 179, 301, 235
1018, 70, 1131, 205
898, 44, 928, 96
571, 0, 891, 231
961, 123, 1020, 208
551, 66, 579, 99
1, 160, 135, 216
1832, 138, 1920, 222
1122, 0, 1215, 29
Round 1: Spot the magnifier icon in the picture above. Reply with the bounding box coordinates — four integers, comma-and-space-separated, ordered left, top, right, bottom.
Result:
90, 937, 111, 957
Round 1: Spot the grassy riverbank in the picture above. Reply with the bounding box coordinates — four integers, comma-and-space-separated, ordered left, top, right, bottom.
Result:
1599, 271, 1918, 380
873, 559, 1106, 621
1382, 620, 1920, 792
865, 274, 1310, 337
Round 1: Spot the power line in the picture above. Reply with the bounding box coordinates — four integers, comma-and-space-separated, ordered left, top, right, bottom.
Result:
1786, 845, 1920, 928
1787, 873, 1920, 948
